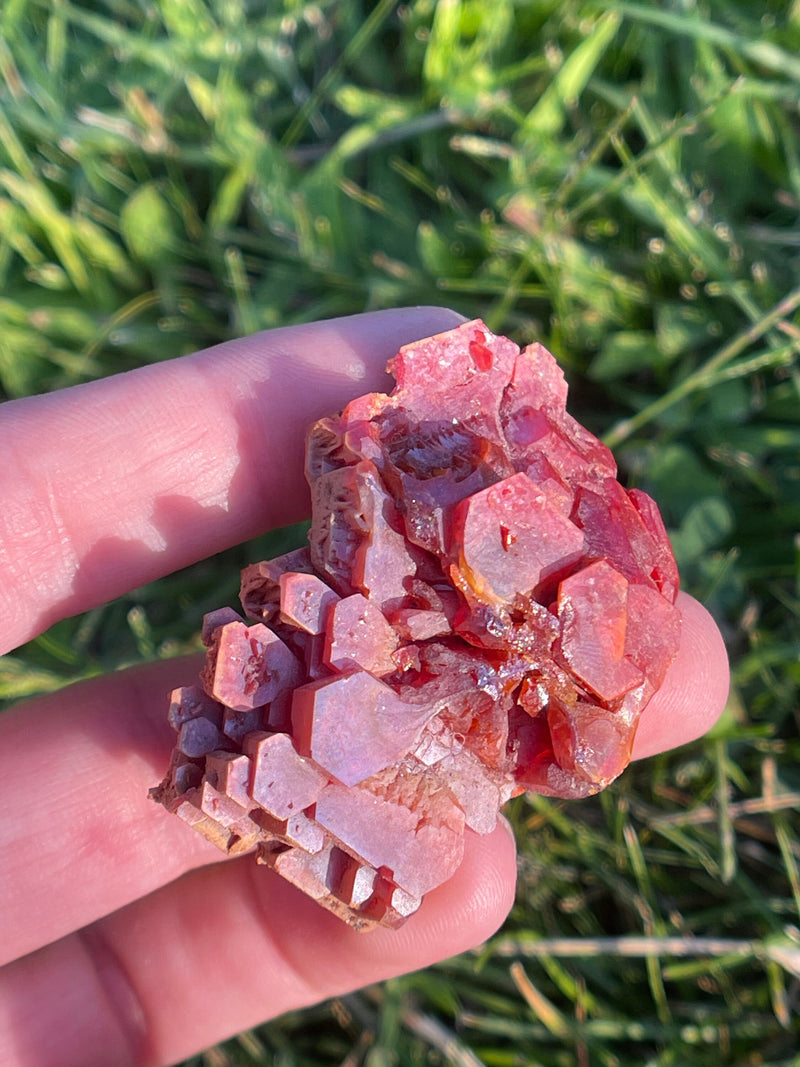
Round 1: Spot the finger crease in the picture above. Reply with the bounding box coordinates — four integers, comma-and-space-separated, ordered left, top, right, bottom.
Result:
243, 858, 322, 1012
78, 925, 149, 1067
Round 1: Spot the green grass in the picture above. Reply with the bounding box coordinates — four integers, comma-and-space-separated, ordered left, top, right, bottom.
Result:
2, 0, 800, 1063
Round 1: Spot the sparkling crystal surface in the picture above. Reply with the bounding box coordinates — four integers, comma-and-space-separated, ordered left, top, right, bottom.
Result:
152, 320, 681, 930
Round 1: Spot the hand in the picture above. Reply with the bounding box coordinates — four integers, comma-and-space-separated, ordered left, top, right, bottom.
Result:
0, 308, 730, 1067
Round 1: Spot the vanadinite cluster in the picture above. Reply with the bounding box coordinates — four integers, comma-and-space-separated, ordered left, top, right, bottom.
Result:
152, 320, 681, 929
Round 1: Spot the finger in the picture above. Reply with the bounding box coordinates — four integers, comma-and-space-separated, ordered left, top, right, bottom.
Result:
632, 592, 729, 760
0, 656, 219, 970
0, 306, 465, 654
0, 821, 517, 1067
0, 590, 726, 969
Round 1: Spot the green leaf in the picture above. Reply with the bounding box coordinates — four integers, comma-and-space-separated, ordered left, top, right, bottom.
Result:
521, 12, 621, 139
208, 164, 250, 231
616, 2, 800, 82
671, 496, 735, 566
158, 0, 217, 41
335, 86, 411, 121
589, 330, 657, 380
0, 656, 73, 700
655, 303, 717, 359
644, 443, 724, 520
120, 183, 176, 267
416, 221, 454, 277
423, 0, 463, 88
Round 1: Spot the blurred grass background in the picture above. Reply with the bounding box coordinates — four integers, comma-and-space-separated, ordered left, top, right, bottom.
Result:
1, 0, 800, 1063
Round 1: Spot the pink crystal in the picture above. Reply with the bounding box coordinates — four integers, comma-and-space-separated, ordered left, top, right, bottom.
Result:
278, 572, 340, 634
203, 620, 302, 711
323, 594, 399, 676
556, 561, 644, 703
451, 472, 585, 605
244, 731, 325, 818
292, 672, 431, 787
152, 320, 681, 930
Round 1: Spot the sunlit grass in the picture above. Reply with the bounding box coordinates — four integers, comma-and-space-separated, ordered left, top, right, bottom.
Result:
2, 0, 800, 1063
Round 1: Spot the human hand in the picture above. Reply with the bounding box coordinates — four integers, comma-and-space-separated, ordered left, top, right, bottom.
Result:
0, 308, 730, 1067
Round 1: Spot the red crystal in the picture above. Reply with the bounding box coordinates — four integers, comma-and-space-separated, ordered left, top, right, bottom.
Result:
152, 320, 681, 929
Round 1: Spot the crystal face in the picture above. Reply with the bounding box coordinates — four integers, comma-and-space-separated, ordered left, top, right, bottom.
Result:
151, 320, 681, 930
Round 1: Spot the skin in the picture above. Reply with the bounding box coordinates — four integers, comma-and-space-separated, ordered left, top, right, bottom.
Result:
0, 308, 730, 1067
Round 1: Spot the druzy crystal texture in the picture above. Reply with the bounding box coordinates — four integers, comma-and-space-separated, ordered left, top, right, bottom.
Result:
152, 320, 681, 929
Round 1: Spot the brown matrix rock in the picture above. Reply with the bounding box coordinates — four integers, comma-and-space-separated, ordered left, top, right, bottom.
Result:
152, 320, 681, 929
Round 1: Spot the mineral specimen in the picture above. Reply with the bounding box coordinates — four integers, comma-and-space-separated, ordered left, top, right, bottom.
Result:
152, 320, 681, 929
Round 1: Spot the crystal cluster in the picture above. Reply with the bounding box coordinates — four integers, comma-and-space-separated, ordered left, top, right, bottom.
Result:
152, 320, 681, 929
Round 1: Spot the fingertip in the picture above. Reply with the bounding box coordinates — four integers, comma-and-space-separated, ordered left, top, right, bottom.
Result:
632, 591, 730, 760
390, 305, 467, 332
431, 818, 519, 948
226, 816, 518, 1027
346, 818, 517, 978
